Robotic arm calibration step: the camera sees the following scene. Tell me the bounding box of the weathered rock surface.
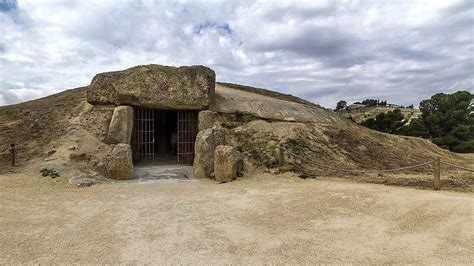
[87,64,215,109]
[193,126,225,178]
[211,84,343,124]
[68,175,103,187]
[106,144,134,180]
[106,106,133,144]
[214,145,242,183]
[93,160,108,177]
[198,110,219,131]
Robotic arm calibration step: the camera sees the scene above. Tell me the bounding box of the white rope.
[441,161,474,172]
[282,148,434,174]
[281,138,473,174]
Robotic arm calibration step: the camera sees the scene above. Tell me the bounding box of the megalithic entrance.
[132,108,198,165]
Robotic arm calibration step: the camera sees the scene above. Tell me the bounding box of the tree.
[360,109,406,133]
[335,100,347,111]
[358,90,473,152]
[361,99,378,107]
[361,117,376,129]
[398,118,428,137]
[402,91,473,152]
[419,91,472,138]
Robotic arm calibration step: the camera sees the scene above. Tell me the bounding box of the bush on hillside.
[360,109,405,134]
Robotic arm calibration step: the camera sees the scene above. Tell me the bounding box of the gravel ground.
[1,172,473,264]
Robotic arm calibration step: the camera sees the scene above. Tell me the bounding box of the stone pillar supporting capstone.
[198,110,218,131]
[214,145,243,183]
[106,106,134,144]
[193,126,225,178]
[104,106,135,180]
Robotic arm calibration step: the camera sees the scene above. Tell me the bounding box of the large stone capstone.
[87,64,216,109]
[193,126,225,178]
[106,144,134,180]
[106,106,133,144]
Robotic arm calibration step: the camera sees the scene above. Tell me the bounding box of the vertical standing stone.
[106,144,134,180]
[214,145,242,183]
[193,127,225,178]
[198,110,218,131]
[107,106,133,144]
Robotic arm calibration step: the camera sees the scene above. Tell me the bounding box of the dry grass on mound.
[227,120,473,191]
[0,87,113,175]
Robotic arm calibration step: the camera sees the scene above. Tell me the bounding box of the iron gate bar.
[177,111,198,165]
[133,108,155,164]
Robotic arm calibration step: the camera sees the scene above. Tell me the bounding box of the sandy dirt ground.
[1,172,473,264]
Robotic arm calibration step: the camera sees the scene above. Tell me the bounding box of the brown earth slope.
[0,87,114,176]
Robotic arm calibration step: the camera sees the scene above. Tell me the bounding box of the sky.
[0,0,472,108]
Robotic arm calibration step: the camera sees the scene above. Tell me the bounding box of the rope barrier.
[441,161,474,172]
[283,148,434,174]
[280,139,472,190]
[281,139,473,175]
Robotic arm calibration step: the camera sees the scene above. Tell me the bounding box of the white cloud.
[0,0,472,108]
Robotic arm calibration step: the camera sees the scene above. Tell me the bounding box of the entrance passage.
[132,108,198,165]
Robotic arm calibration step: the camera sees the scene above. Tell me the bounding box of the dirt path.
[1,173,473,264]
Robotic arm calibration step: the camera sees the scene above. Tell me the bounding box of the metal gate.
[132,108,155,164]
[177,111,198,165]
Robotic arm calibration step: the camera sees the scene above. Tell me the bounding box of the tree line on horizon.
[335,99,415,110]
[347,91,473,153]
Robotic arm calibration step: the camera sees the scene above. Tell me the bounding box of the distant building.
[387,103,400,108]
[347,103,366,110]
[470,99,473,114]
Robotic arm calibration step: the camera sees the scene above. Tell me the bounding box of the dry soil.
[1,172,473,264]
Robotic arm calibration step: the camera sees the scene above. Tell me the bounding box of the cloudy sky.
[0,0,472,108]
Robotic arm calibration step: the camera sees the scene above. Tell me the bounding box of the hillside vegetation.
[338,106,420,124]
[345,91,473,153]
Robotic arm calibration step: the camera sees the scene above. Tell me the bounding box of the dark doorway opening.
[132,108,198,166]
[154,111,177,164]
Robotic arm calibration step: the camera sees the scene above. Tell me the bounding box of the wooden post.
[278,147,285,167]
[9,143,15,166]
[434,158,441,190]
